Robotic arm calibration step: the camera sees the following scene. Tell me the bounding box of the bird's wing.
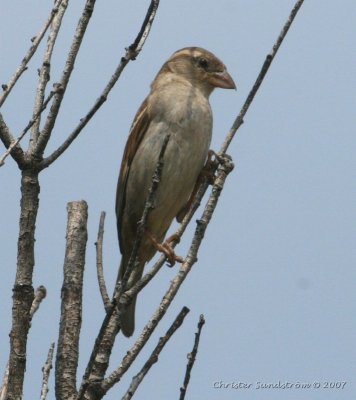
[116,97,150,252]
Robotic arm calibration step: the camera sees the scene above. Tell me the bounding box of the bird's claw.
[209,149,233,164]
[201,150,234,184]
[146,231,183,266]
[201,150,219,184]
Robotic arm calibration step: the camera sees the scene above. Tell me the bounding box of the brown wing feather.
[116,97,150,252]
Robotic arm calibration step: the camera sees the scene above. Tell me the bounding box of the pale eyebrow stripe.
[170,48,198,60]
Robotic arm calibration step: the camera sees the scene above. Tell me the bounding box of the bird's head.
[155,47,236,96]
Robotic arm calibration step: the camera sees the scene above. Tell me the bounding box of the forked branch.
[0,0,64,107]
[38,0,160,170]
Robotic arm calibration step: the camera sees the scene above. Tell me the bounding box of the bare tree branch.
[40,343,55,400]
[95,212,110,312]
[0,0,64,108]
[4,284,47,398]
[179,315,205,400]
[219,0,305,155]
[7,169,40,399]
[0,114,26,168]
[29,0,69,151]
[0,90,56,168]
[34,0,98,159]
[6,279,47,399]
[55,201,88,399]
[122,307,190,400]
[38,0,160,170]
[126,0,160,59]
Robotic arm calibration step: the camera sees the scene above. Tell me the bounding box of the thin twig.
[30,0,68,150]
[95,212,110,311]
[34,0,98,159]
[118,134,170,297]
[30,286,47,319]
[0,0,64,108]
[219,0,305,155]
[38,0,160,170]
[39,343,55,400]
[122,307,190,400]
[126,0,160,60]
[0,90,56,168]
[0,114,26,168]
[179,315,205,400]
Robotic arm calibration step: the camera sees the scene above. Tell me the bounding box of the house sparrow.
[116,47,236,337]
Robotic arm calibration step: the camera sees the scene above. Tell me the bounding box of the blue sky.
[1,1,355,399]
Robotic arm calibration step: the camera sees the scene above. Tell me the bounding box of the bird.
[116,47,236,337]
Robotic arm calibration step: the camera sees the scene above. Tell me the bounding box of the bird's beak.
[209,69,236,90]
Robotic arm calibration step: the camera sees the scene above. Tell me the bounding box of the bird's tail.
[120,295,137,337]
[118,257,145,337]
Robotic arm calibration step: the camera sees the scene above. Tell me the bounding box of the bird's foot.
[203,150,234,183]
[146,231,184,266]
[176,151,234,223]
[201,149,219,184]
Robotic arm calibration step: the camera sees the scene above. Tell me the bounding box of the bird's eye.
[197,57,209,69]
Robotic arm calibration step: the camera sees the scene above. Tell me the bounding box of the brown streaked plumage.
[116,47,236,337]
